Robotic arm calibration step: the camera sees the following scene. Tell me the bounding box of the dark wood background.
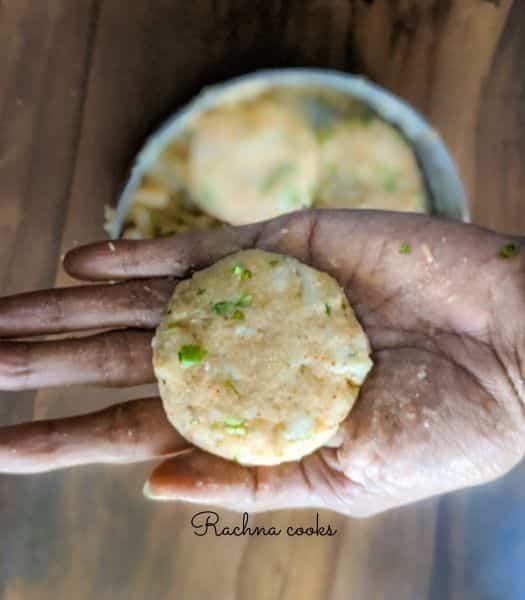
[1,1,524,598]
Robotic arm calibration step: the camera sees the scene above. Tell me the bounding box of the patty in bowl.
[109,71,454,240]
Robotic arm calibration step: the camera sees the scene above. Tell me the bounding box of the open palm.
[1,210,524,516]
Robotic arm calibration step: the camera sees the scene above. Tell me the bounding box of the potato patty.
[316,119,426,212]
[153,249,373,465]
[188,99,320,225]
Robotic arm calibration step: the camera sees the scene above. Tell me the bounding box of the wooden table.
[1,1,524,598]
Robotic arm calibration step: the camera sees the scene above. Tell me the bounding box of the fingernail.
[143,480,156,500]
[143,480,173,501]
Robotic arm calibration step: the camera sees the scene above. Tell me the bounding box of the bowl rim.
[108,68,469,238]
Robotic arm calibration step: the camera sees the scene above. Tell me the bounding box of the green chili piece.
[231,264,252,280]
[178,345,208,367]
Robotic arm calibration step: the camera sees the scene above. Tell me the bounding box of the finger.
[61,208,472,288]
[63,224,261,281]
[0,397,190,473]
[143,449,348,513]
[62,209,505,338]
[0,330,154,391]
[0,278,175,338]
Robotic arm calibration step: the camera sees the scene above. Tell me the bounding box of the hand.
[0,210,524,517]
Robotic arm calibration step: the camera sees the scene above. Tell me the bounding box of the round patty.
[316,118,426,212]
[153,249,373,466]
[188,98,320,225]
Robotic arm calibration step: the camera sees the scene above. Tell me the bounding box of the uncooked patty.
[153,249,373,465]
[316,119,426,212]
[188,98,320,225]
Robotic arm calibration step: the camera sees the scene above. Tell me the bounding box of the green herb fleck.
[213,301,236,316]
[399,242,411,254]
[237,293,253,307]
[189,418,199,426]
[269,259,280,267]
[213,294,252,318]
[231,263,252,280]
[280,185,303,209]
[499,242,520,259]
[224,380,240,397]
[316,127,334,145]
[223,417,244,427]
[324,303,331,316]
[197,288,206,295]
[382,169,399,194]
[164,321,183,332]
[359,107,375,125]
[223,417,246,436]
[260,162,296,192]
[178,345,208,367]
[225,425,246,436]
[344,107,375,127]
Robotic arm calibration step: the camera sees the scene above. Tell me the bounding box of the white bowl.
[107,68,469,239]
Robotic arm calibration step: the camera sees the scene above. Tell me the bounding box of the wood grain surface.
[0,1,524,599]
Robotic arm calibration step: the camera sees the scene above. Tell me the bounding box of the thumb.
[144,448,332,513]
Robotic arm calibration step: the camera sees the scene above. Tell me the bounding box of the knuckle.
[125,281,163,327]
[304,452,361,510]
[0,343,32,390]
[45,289,66,325]
[106,403,142,459]
[93,330,149,387]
